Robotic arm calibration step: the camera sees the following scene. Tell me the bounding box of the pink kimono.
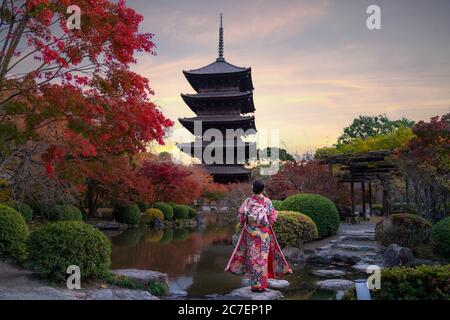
[225,194,292,289]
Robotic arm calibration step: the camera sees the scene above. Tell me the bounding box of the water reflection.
[107,216,337,299]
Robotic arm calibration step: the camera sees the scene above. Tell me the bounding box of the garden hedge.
[113,204,141,225]
[0,204,29,263]
[28,221,111,282]
[187,207,197,219]
[280,193,340,238]
[343,264,450,300]
[375,214,432,252]
[430,217,450,258]
[272,200,283,211]
[12,202,33,223]
[273,211,318,248]
[48,205,83,222]
[152,202,174,220]
[173,205,189,220]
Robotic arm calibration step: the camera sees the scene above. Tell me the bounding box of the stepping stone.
[88,288,158,300]
[352,264,383,272]
[316,279,354,291]
[226,287,283,300]
[313,269,346,278]
[336,244,378,252]
[112,269,169,288]
[268,279,290,289]
[282,247,305,263]
[0,286,86,300]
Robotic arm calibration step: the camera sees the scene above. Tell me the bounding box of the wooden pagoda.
[178,14,257,183]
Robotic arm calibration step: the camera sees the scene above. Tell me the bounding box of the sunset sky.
[128,0,450,158]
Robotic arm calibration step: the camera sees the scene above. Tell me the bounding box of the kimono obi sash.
[244,195,270,227]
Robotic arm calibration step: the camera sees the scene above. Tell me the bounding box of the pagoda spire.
[217,13,225,61]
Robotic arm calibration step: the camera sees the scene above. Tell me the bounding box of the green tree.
[258,147,295,162]
[338,115,415,144]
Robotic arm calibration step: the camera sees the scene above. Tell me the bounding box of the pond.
[106,213,343,300]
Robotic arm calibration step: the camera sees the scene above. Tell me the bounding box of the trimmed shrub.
[375,214,432,252]
[29,221,111,282]
[137,202,150,212]
[273,211,318,248]
[143,208,164,223]
[272,200,283,211]
[12,202,33,223]
[343,265,450,300]
[430,217,450,258]
[48,205,82,222]
[113,204,141,225]
[152,202,174,220]
[0,204,29,263]
[280,193,340,238]
[187,207,197,219]
[173,205,189,220]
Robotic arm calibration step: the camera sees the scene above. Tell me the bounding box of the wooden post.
[405,177,410,213]
[368,181,373,215]
[362,171,366,220]
[351,171,355,216]
[382,180,388,217]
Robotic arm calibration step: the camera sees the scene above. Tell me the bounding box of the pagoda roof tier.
[181,91,254,114]
[179,115,256,135]
[185,59,249,75]
[177,141,257,162]
[183,60,254,92]
[205,164,251,175]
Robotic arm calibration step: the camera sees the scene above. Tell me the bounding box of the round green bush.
[375,214,432,252]
[29,221,111,282]
[48,205,82,222]
[273,211,318,248]
[187,207,197,219]
[12,202,33,223]
[280,193,340,238]
[0,204,29,263]
[152,202,174,220]
[430,217,450,258]
[173,205,189,220]
[272,200,283,211]
[113,204,141,225]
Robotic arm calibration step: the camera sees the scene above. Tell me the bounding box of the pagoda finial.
[217,13,225,61]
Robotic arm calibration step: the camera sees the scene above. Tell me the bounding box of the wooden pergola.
[319,150,400,218]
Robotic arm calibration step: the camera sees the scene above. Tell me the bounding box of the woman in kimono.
[225,180,292,292]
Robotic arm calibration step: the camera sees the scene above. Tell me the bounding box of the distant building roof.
[184,60,250,75]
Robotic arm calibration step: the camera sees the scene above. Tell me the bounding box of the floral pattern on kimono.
[225,194,292,289]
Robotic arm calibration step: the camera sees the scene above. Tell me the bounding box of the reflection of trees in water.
[110,225,233,276]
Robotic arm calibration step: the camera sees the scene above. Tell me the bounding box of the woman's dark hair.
[252,179,265,194]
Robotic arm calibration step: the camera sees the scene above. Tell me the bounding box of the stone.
[313,269,346,278]
[89,221,127,231]
[282,247,305,263]
[226,287,283,300]
[88,288,158,300]
[316,279,354,291]
[268,279,290,289]
[383,244,414,268]
[306,252,333,264]
[0,286,86,300]
[303,248,316,255]
[112,269,169,288]
[332,252,362,265]
[336,244,378,252]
